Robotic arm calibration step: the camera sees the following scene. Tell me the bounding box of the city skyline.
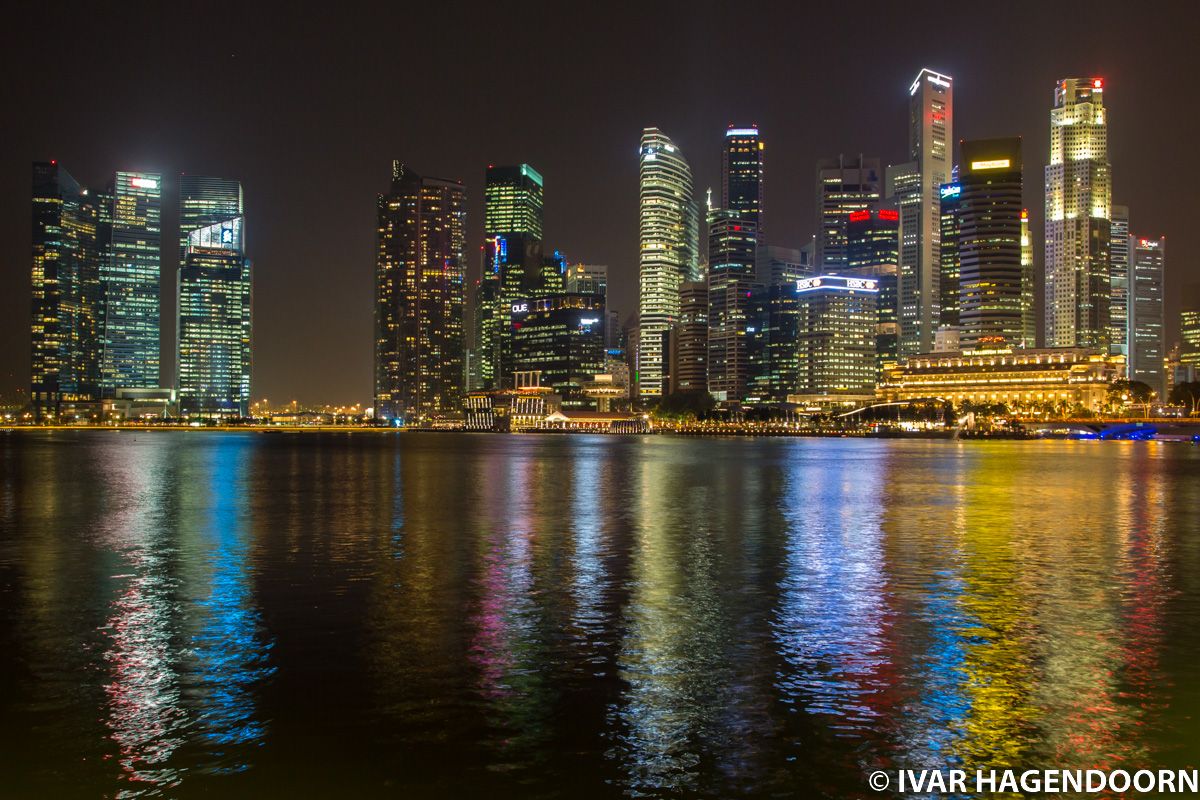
[2,4,1196,405]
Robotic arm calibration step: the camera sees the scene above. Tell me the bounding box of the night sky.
[2,2,1195,405]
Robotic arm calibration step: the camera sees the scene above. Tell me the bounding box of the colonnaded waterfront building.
[638,127,699,399]
[880,348,1124,412]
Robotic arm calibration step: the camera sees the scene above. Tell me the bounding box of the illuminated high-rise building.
[485,163,543,239]
[758,244,812,285]
[510,293,606,405]
[722,125,764,230]
[482,164,546,388]
[179,175,243,259]
[816,154,881,271]
[540,249,567,294]
[938,178,963,334]
[374,161,466,421]
[473,275,501,390]
[888,68,952,357]
[668,281,709,394]
[1181,284,1200,380]
[847,206,900,373]
[746,283,802,402]
[177,216,252,418]
[1108,204,1130,357]
[1127,236,1165,395]
[638,127,699,399]
[1020,210,1036,348]
[706,209,758,402]
[794,275,879,398]
[97,171,161,393]
[30,161,102,418]
[565,263,608,297]
[1044,78,1111,350]
[956,138,1024,352]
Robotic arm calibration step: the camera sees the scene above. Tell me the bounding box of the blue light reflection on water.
[184,436,274,770]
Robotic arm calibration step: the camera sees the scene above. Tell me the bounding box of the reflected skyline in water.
[1,432,1198,798]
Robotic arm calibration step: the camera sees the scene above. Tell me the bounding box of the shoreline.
[3,425,1197,442]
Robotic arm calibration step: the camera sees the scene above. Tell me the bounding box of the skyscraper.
[746,283,802,402]
[179,175,243,259]
[482,164,546,388]
[177,216,252,417]
[509,293,606,405]
[1181,284,1200,382]
[374,162,466,422]
[956,138,1025,351]
[97,171,161,393]
[1020,210,1036,348]
[888,68,953,357]
[722,125,764,229]
[1044,78,1111,350]
[30,162,102,418]
[706,209,758,402]
[638,127,699,399]
[668,281,709,394]
[485,164,543,239]
[794,275,879,398]
[1127,236,1165,396]
[758,245,811,285]
[473,276,501,390]
[847,206,900,373]
[564,263,608,297]
[938,179,963,335]
[816,155,881,271]
[1108,204,1130,357]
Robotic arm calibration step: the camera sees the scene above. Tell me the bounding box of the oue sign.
[511,303,529,314]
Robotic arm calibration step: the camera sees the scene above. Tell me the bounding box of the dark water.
[1,431,1198,798]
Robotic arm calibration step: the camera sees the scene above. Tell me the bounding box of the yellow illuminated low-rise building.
[879,348,1124,411]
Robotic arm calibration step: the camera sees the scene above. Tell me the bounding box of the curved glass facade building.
[637,127,698,399]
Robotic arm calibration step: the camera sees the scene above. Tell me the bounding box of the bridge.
[1015,418,1200,441]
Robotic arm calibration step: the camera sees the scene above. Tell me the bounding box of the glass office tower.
[956,138,1024,352]
[482,163,546,388]
[179,175,244,259]
[1127,236,1165,396]
[178,217,252,418]
[98,171,162,393]
[30,161,102,418]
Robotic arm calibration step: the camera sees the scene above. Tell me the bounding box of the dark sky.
[3,1,1196,405]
